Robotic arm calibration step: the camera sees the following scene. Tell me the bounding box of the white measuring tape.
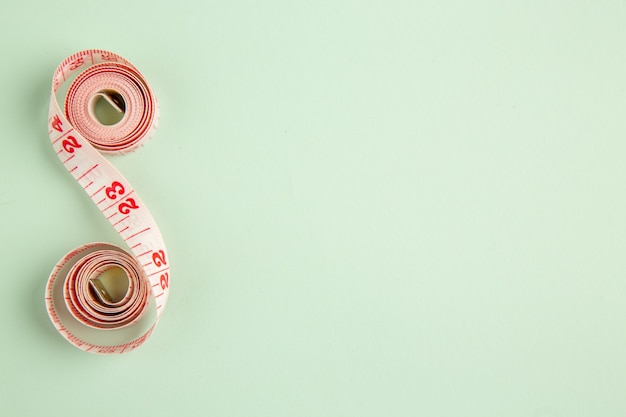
[45,50,169,354]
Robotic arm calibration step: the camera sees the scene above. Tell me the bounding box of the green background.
[2,1,626,416]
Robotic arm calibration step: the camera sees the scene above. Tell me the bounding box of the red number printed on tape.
[51,115,63,132]
[69,57,84,71]
[105,181,125,199]
[118,198,139,214]
[45,49,169,355]
[62,136,82,153]
[152,250,167,267]
[160,273,169,290]
[100,52,118,61]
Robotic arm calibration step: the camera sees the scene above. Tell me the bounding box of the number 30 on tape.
[45,50,170,354]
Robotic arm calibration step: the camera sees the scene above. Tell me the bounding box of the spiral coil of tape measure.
[45,50,169,354]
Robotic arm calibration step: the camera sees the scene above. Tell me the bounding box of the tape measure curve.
[45,50,170,354]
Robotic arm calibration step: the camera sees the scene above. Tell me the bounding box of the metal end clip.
[89,278,114,305]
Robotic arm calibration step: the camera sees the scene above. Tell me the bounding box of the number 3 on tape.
[45,50,169,354]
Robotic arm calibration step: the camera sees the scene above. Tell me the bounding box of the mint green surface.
[2,1,626,416]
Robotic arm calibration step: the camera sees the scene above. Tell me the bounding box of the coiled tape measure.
[45,50,169,354]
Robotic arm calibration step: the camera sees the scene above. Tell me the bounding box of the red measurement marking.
[62,136,82,153]
[77,164,99,181]
[143,262,153,267]
[96,197,106,205]
[137,250,153,257]
[90,186,106,198]
[112,215,129,226]
[152,282,160,287]
[155,292,164,298]
[156,304,163,309]
[69,166,78,173]
[69,57,84,71]
[148,267,169,277]
[152,250,166,267]
[118,226,129,234]
[118,198,139,214]
[62,154,75,164]
[106,211,118,220]
[51,128,74,145]
[51,114,63,132]
[102,190,134,212]
[131,243,142,249]
[100,51,118,61]
[105,181,125,200]
[124,227,150,241]
[82,181,93,190]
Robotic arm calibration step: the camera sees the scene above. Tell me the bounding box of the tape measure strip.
[45,50,169,354]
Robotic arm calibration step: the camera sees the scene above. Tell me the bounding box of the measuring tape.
[45,50,169,354]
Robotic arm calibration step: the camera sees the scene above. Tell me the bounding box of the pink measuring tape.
[45,50,169,354]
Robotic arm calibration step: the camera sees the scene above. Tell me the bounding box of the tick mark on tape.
[51,128,74,145]
[77,164,99,181]
[147,266,169,278]
[102,190,135,212]
[90,185,106,198]
[112,215,130,227]
[124,227,150,241]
